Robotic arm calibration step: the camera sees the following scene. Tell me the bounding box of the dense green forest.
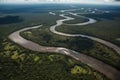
[1,4,120,80]
[0,15,23,24]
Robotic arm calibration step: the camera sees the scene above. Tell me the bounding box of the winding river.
[9,11,120,80]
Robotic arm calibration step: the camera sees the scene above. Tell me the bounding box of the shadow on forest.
[0,15,23,25]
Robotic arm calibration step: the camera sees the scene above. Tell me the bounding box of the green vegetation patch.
[71,65,87,74]
[116,38,120,41]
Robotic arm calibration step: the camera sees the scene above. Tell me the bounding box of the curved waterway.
[50,12,120,55]
[9,11,120,80]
